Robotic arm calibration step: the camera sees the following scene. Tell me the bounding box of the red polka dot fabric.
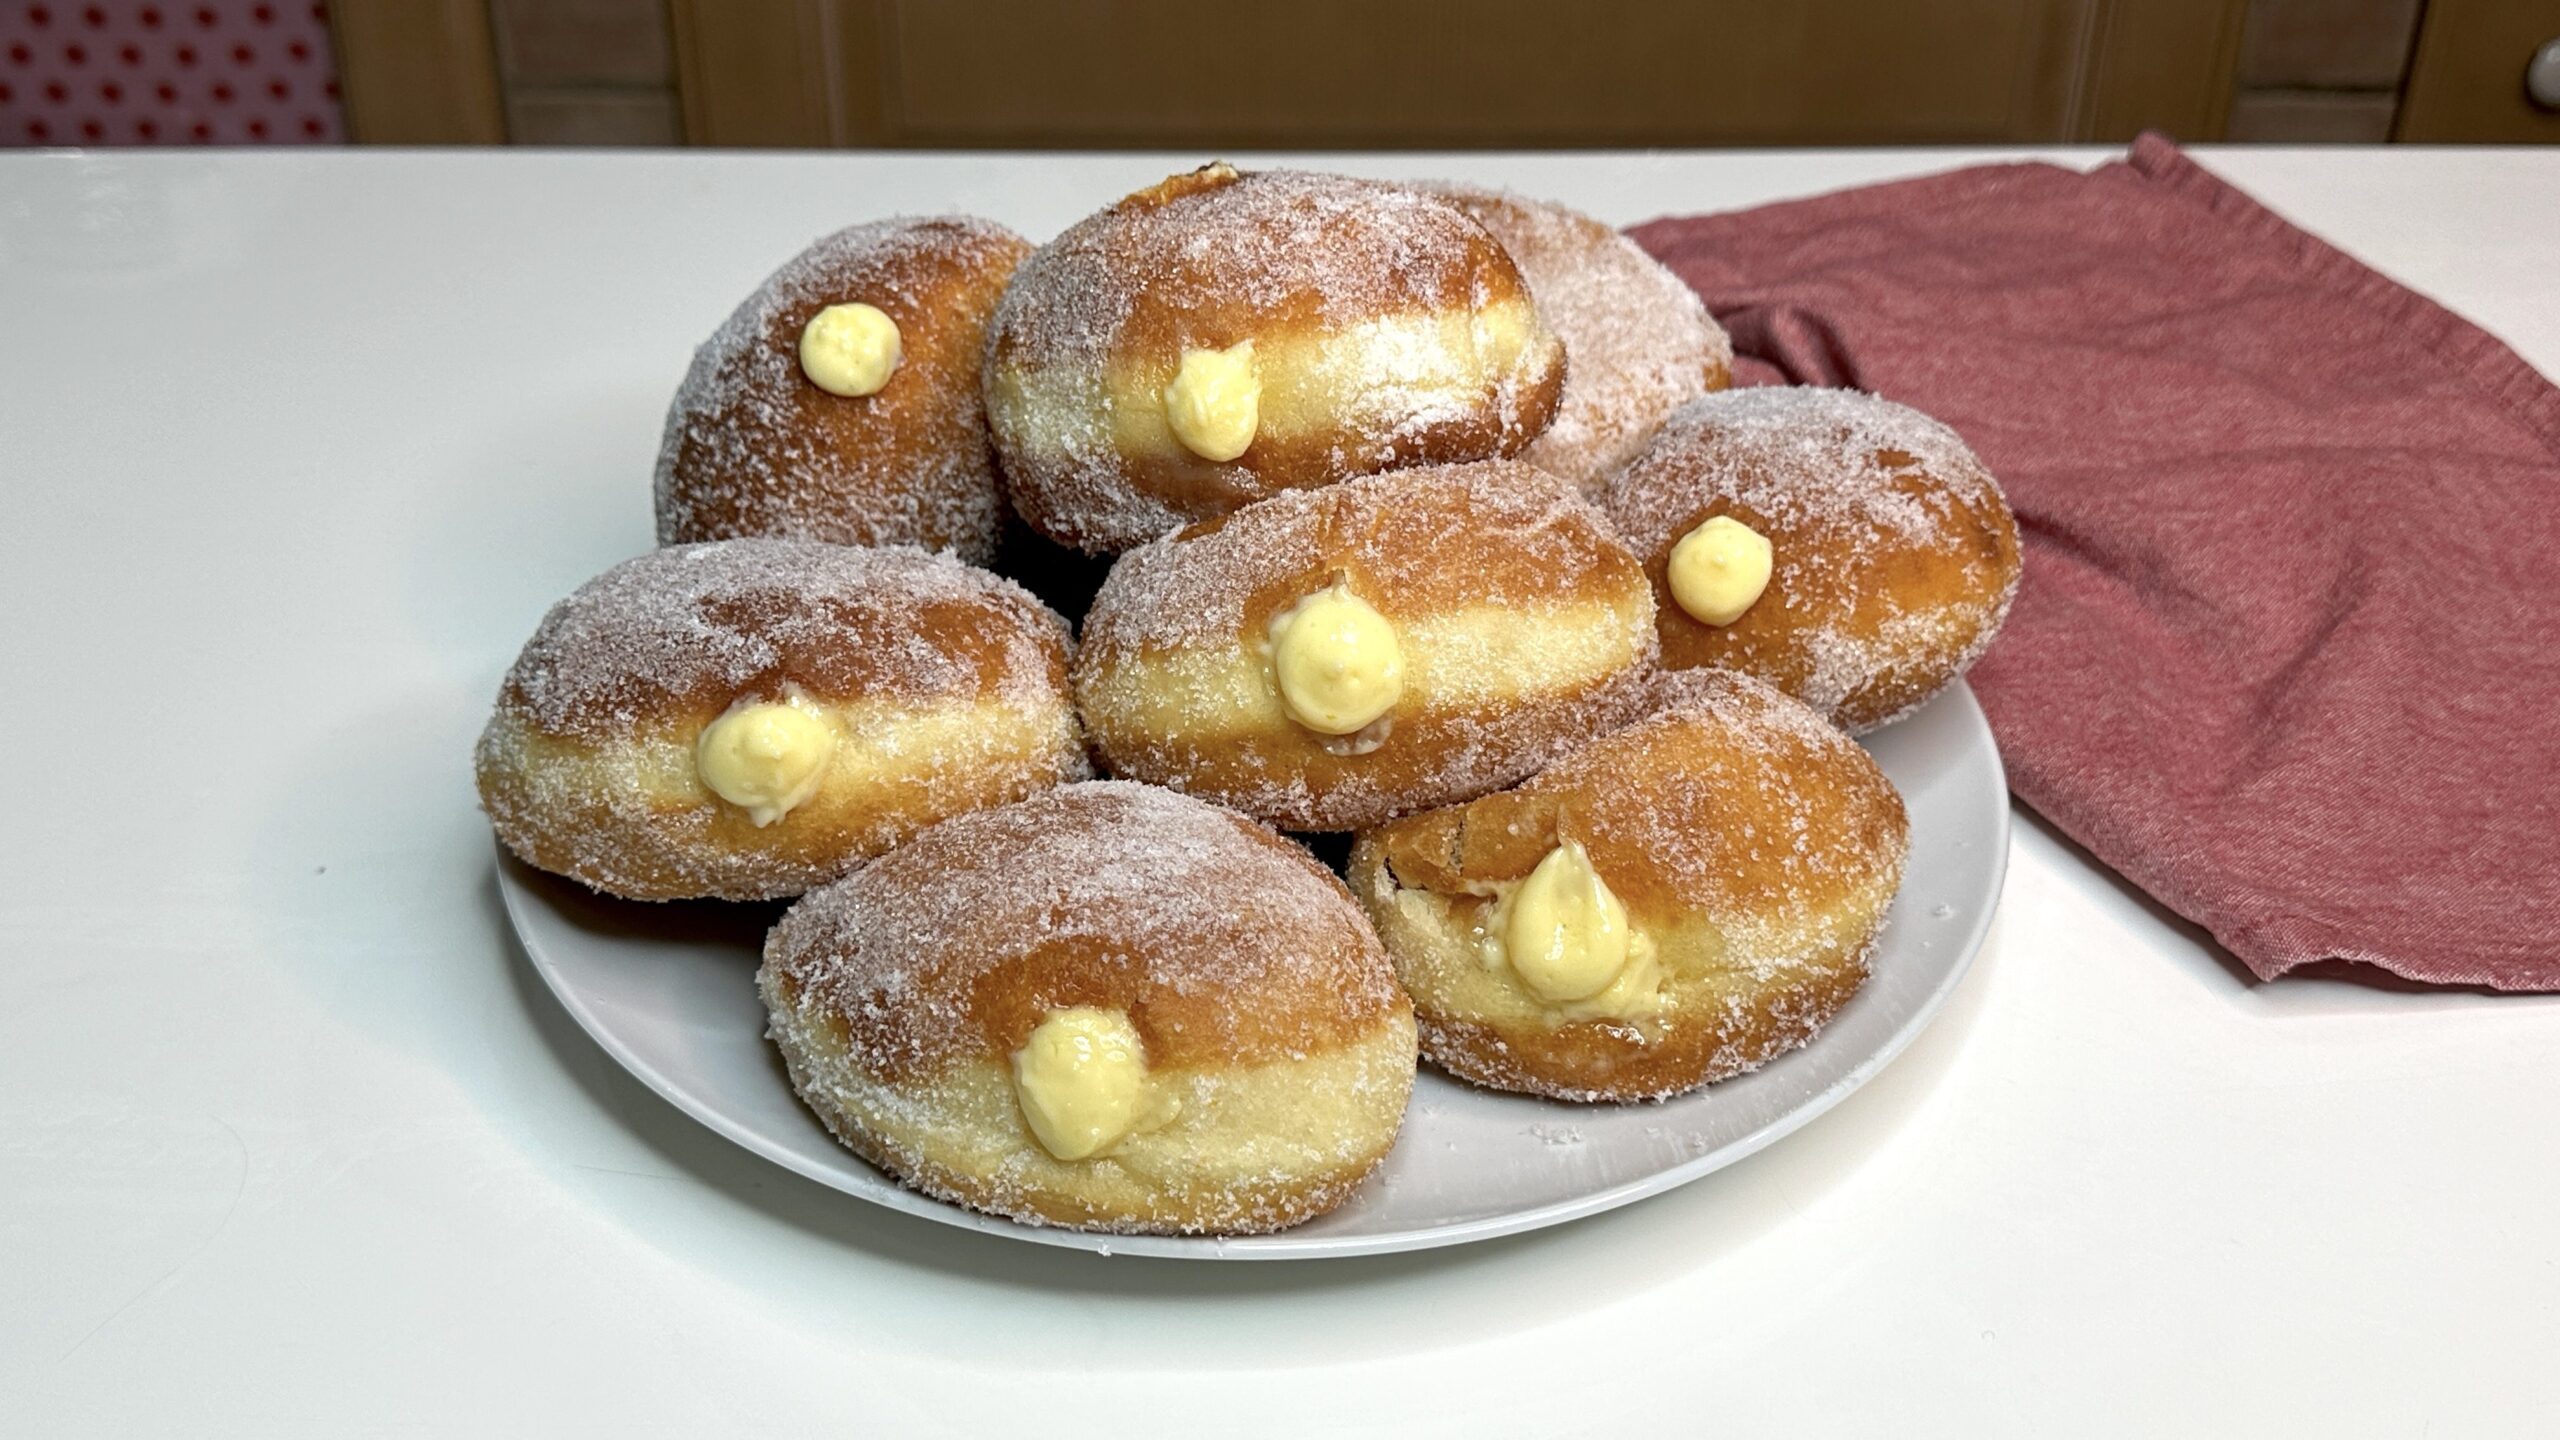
[1,1,344,147]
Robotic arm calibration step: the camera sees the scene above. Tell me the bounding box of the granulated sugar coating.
[1617,669,1907,919]
[760,782,1418,1233]
[984,166,1566,553]
[1646,665,1859,748]
[1426,184,1733,492]
[495,538,1072,740]
[1603,387,2021,732]
[656,216,1031,564]
[473,539,1089,902]
[1074,461,1658,830]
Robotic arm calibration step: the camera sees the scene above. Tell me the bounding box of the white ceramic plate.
[498,682,2007,1260]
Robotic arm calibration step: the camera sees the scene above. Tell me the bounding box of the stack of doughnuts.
[477,163,2018,1237]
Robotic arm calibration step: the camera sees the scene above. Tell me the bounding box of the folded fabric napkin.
[1631,134,2560,990]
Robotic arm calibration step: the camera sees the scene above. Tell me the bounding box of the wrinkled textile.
[1632,135,2560,988]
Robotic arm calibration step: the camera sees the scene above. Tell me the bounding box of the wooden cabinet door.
[2397,0,2560,142]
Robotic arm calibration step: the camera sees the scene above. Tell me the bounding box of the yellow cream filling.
[799,302,903,397]
[1267,582,1406,735]
[1161,340,1261,462]
[1401,878,1664,1024]
[1010,1007,1172,1162]
[694,695,838,826]
[1495,841,1634,1003]
[1667,515,1773,627]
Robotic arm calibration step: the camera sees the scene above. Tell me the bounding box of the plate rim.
[499,684,2009,1261]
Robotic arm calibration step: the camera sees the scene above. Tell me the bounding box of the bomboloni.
[475,539,1086,901]
[1603,386,2021,732]
[656,216,1032,564]
[1073,460,1658,831]
[760,782,1418,1234]
[1349,668,1908,1101]
[984,164,1567,553]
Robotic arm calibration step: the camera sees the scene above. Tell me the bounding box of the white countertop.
[3,145,2556,1437]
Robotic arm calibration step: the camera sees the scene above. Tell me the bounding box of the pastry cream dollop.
[1269,582,1405,735]
[1012,1007,1150,1162]
[695,697,836,826]
[1667,514,1774,627]
[1503,841,1633,1004]
[1162,340,1261,462]
[799,302,903,397]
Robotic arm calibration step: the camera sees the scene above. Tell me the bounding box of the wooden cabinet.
[668,0,2248,148]
[2397,0,2560,143]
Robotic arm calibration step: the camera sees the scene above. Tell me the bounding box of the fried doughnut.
[1074,460,1657,831]
[760,781,1417,1234]
[475,539,1086,902]
[1348,668,1908,1102]
[984,164,1567,553]
[656,216,1032,564]
[1604,387,2021,732]
[1425,183,1732,493]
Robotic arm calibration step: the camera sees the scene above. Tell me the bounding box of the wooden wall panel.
[878,1,2061,146]
[673,0,2251,150]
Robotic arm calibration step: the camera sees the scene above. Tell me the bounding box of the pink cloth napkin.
[1631,134,2560,990]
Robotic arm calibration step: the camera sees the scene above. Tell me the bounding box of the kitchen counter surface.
[3,144,2555,1437]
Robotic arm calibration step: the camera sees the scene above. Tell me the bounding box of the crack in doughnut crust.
[657,216,1032,564]
[761,782,1418,1234]
[1425,183,1732,494]
[1074,461,1657,831]
[985,165,1567,553]
[475,539,1087,901]
[1350,669,1908,1102]
[1603,388,2022,733]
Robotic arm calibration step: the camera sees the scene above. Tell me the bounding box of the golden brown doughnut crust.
[766,783,1406,1081]
[985,166,1567,552]
[1074,460,1658,830]
[1351,668,1908,1101]
[475,539,1087,901]
[1604,388,2021,732]
[1425,183,1733,491]
[761,781,1416,1233]
[656,216,1032,564]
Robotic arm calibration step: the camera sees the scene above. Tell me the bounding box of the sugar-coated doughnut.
[984,164,1567,553]
[760,781,1417,1234]
[1349,668,1908,1101]
[1604,387,2021,732]
[656,217,1032,564]
[1425,183,1732,493]
[1074,460,1657,831]
[476,539,1086,902]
